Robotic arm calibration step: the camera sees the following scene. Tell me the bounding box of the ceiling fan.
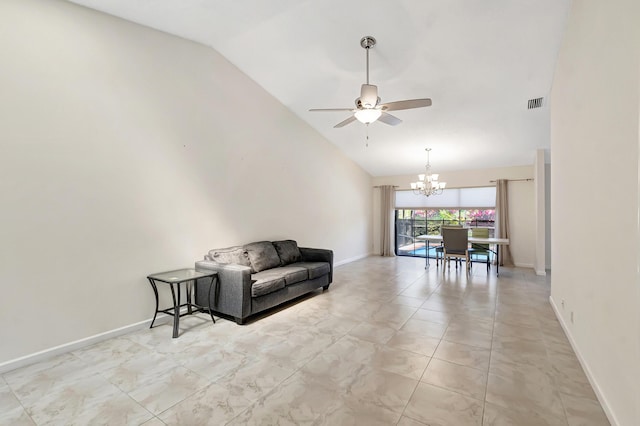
[309,36,432,128]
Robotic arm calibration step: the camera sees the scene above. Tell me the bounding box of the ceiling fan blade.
[378,112,402,126]
[334,115,357,128]
[360,84,378,107]
[309,108,354,112]
[380,98,432,111]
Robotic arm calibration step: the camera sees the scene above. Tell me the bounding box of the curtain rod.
[489,178,533,183]
[373,185,400,188]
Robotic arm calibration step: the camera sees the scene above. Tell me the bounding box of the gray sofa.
[194,240,333,324]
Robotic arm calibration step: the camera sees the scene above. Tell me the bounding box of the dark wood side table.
[147,268,218,338]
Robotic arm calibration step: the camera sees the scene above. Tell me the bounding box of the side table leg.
[207,276,216,324]
[170,283,179,338]
[147,278,160,329]
[186,280,193,315]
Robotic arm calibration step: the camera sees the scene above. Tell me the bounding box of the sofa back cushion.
[244,241,281,272]
[206,246,251,268]
[273,240,302,265]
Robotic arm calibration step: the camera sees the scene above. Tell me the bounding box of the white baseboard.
[549,296,619,426]
[334,252,372,267]
[514,262,534,269]
[535,268,547,276]
[0,315,171,375]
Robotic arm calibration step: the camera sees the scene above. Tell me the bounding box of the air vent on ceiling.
[528,97,544,109]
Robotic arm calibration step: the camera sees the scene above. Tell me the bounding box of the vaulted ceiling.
[67,0,570,176]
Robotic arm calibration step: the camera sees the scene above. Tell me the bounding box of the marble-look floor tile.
[560,392,610,426]
[348,321,398,344]
[225,374,343,425]
[489,346,553,381]
[100,351,180,393]
[0,379,23,414]
[404,382,483,426]
[264,329,339,368]
[386,329,441,357]
[370,346,430,381]
[421,358,488,401]
[310,313,361,336]
[140,417,166,425]
[411,308,454,324]
[72,336,154,373]
[483,401,567,426]
[442,327,493,349]
[0,407,35,426]
[179,347,254,382]
[433,340,491,371]
[3,353,96,406]
[486,371,566,423]
[216,357,297,402]
[25,374,152,426]
[128,366,211,415]
[447,314,495,334]
[397,415,429,426]
[549,353,598,400]
[159,382,252,425]
[1,257,608,426]
[341,368,418,414]
[391,295,427,308]
[320,334,378,365]
[400,318,448,339]
[298,352,369,391]
[365,303,418,330]
[316,399,402,425]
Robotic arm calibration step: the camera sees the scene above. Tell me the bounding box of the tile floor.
[0,256,610,425]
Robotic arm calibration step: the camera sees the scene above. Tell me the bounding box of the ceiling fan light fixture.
[354,109,381,124]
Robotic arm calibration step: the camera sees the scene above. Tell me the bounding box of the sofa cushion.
[207,246,251,268]
[250,269,289,297]
[278,266,308,285]
[244,241,281,272]
[291,262,331,280]
[273,240,302,265]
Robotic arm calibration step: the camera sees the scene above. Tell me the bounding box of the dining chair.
[470,227,491,272]
[436,225,463,266]
[442,227,471,272]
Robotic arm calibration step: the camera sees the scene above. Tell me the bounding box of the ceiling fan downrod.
[360,36,376,85]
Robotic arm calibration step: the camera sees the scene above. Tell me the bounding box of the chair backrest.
[442,227,469,252]
[440,224,462,235]
[471,227,490,250]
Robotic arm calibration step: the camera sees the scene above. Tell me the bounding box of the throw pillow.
[208,246,251,268]
[273,240,302,265]
[244,241,281,272]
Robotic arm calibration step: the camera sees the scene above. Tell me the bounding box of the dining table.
[415,234,510,275]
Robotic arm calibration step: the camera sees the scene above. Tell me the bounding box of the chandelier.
[410,148,447,196]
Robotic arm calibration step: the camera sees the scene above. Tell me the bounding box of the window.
[395,187,496,257]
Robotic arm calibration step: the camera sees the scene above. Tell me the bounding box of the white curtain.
[495,179,514,266]
[380,185,396,257]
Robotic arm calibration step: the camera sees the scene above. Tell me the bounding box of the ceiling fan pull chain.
[365,124,369,147]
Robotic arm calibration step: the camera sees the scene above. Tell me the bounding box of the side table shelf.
[147,268,218,338]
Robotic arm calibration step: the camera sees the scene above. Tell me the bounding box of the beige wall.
[0,0,373,364]
[550,0,640,424]
[372,165,537,267]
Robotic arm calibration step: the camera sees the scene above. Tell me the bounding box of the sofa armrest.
[299,247,333,283]
[195,260,252,320]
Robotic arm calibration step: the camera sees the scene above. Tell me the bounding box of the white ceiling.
[67,0,570,176]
